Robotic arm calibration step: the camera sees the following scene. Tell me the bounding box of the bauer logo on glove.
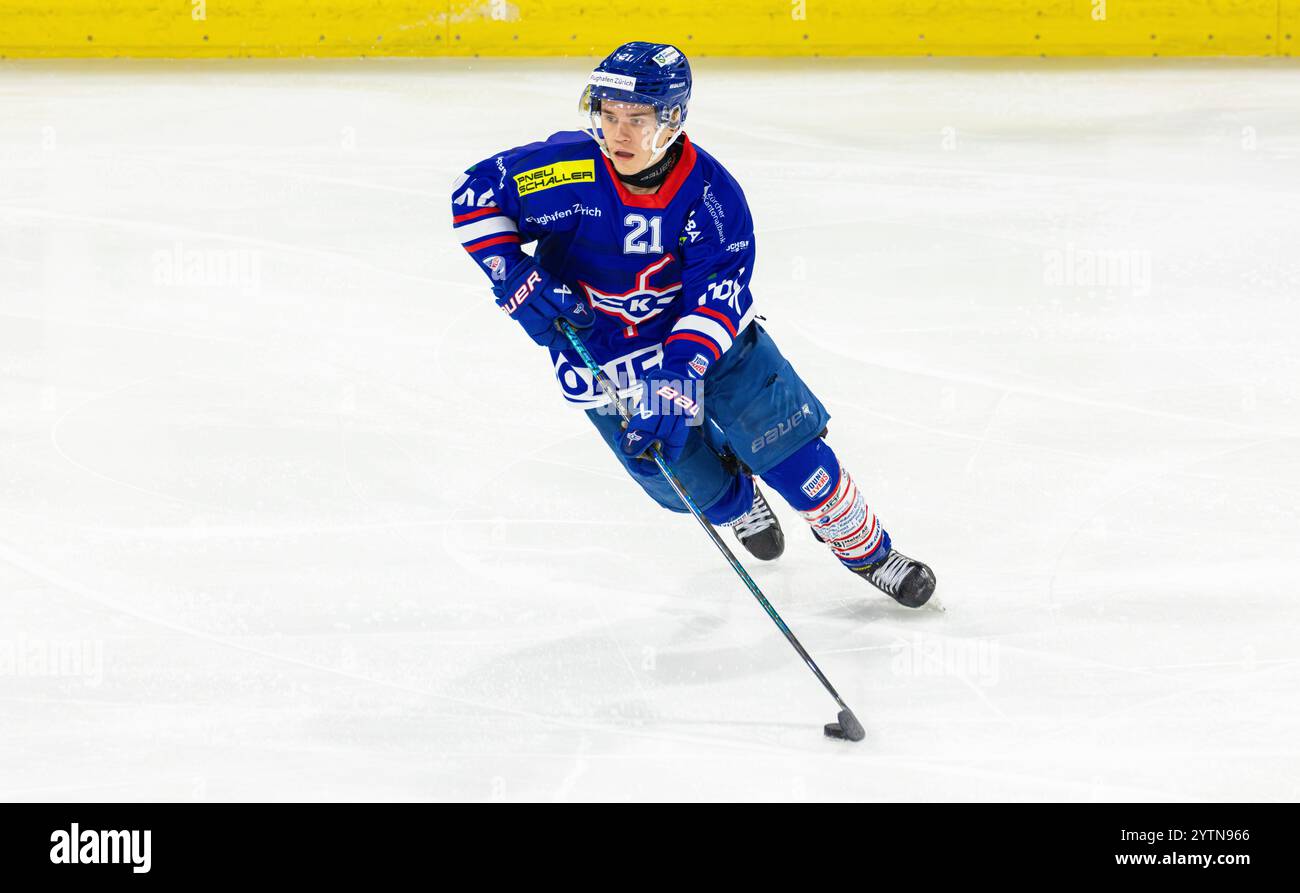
[617,377,703,474]
[492,258,592,351]
[650,382,701,419]
[498,270,542,315]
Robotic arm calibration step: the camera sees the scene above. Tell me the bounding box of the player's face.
[601,101,670,175]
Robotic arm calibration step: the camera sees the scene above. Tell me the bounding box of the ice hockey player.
[451,41,936,608]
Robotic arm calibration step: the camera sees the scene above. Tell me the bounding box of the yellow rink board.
[0,1,1295,57]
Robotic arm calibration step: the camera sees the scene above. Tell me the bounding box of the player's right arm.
[451,151,528,281]
[451,145,591,350]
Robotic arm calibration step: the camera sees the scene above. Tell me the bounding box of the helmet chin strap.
[644,123,684,166]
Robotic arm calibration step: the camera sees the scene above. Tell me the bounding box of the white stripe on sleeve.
[455,215,519,243]
[671,314,734,354]
[736,303,758,334]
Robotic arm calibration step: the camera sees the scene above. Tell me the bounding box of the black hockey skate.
[855,549,936,609]
[729,482,785,561]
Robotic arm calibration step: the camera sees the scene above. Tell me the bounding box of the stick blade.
[823,708,866,742]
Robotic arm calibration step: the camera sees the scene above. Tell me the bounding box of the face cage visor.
[579,84,684,167]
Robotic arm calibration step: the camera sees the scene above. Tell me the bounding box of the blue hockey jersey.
[451,132,758,408]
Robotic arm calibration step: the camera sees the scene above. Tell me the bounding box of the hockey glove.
[618,375,702,476]
[493,257,591,351]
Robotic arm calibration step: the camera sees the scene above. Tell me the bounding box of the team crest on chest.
[579,254,682,335]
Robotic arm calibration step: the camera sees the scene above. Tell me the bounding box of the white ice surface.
[1,59,1298,801]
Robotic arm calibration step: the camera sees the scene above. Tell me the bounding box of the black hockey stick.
[557,319,865,741]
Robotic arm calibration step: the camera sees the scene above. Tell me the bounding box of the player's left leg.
[761,436,935,608]
[584,405,786,560]
[706,323,936,607]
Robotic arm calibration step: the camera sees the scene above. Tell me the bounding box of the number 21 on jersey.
[623,214,663,255]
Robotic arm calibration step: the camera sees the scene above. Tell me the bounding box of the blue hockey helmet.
[580,42,692,163]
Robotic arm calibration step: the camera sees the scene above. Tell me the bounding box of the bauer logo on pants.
[750,404,813,454]
[514,160,596,196]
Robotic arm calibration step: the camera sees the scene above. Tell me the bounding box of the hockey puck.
[823,708,866,742]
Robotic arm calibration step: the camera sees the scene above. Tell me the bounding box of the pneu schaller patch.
[513,160,595,196]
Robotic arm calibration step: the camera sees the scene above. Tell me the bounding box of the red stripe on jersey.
[664,331,721,360]
[463,234,520,253]
[453,207,503,225]
[695,306,738,337]
[602,134,698,210]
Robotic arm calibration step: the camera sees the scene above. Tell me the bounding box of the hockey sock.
[702,471,754,527]
[760,438,890,569]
